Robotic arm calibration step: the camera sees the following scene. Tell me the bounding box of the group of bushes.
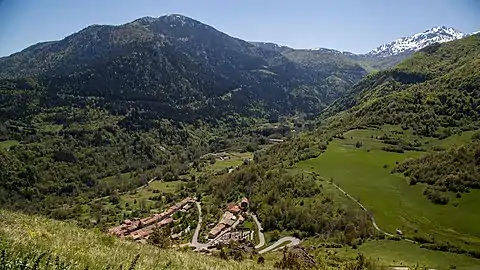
[421,242,480,259]
[396,143,480,194]
[423,187,450,205]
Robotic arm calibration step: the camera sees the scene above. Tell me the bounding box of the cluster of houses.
[208,197,249,239]
[108,197,194,242]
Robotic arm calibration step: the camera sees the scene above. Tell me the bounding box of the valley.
[0,11,480,270]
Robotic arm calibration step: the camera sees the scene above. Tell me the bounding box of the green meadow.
[298,126,480,267]
[0,140,19,149]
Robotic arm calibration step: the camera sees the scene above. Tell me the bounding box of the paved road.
[190,202,301,253]
[302,170,415,243]
[191,201,209,250]
[250,212,300,254]
[249,213,266,249]
[258,236,300,254]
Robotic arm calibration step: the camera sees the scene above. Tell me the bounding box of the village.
[108,196,260,251]
[108,197,195,243]
[107,150,297,254]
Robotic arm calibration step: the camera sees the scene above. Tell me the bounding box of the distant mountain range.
[255,26,476,59]
[0,14,476,124]
[366,26,468,57]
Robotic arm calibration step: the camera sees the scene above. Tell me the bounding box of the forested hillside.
[0,14,374,222]
[323,33,480,137]
[0,15,372,121]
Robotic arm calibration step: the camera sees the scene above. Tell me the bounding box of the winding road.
[191,201,209,250]
[249,213,265,249]
[258,236,300,254]
[250,212,300,254]
[191,201,301,253]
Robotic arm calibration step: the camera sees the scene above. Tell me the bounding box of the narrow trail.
[302,170,415,243]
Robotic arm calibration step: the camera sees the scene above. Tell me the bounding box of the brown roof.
[227,203,242,214]
[220,211,236,226]
[208,223,226,238]
[108,197,193,239]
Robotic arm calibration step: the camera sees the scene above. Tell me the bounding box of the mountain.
[0,14,370,122]
[367,26,467,57]
[0,14,372,218]
[254,26,470,73]
[250,41,293,53]
[257,26,474,73]
[323,33,480,136]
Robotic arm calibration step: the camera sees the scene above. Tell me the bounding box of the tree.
[148,226,171,248]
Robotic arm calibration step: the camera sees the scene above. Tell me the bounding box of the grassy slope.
[0,209,271,270]
[0,140,19,149]
[357,240,480,270]
[297,127,480,267]
[207,152,253,172]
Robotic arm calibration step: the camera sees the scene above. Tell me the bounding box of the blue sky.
[0,0,479,56]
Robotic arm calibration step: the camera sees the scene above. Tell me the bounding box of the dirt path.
[91,177,157,203]
[302,169,415,243]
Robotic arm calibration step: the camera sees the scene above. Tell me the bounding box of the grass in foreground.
[0,210,272,270]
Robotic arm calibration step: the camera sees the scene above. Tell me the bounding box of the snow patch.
[367,26,467,57]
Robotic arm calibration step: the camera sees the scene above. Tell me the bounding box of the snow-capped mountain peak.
[367,26,467,57]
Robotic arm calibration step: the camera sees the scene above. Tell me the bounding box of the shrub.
[424,188,449,205]
[382,139,400,145]
[382,146,404,153]
[413,235,433,244]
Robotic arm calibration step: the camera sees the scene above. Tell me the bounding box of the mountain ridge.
[366,26,467,57]
[0,14,373,122]
[321,33,480,136]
